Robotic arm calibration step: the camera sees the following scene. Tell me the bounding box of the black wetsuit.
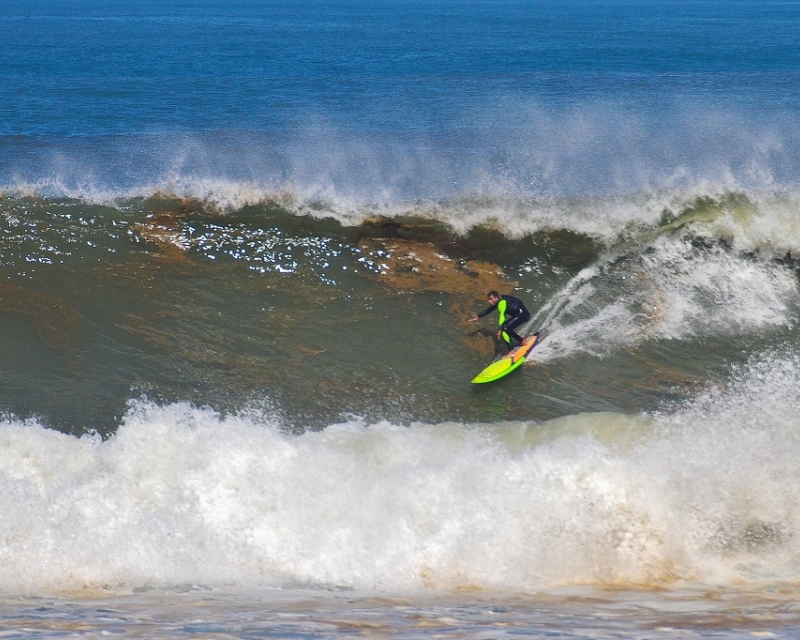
[477,295,531,348]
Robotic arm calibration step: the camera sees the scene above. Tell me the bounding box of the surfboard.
[471,333,540,384]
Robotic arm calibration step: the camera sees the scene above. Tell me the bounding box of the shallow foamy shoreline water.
[4,585,800,639]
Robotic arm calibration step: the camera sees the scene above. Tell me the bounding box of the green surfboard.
[471,334,540,384]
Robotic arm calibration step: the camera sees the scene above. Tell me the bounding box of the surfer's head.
[487,291,500,304]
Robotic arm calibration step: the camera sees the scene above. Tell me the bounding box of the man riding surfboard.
[469,290,531,352]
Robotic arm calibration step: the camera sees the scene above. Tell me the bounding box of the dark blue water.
[3,0,799,134]
[3,0,800,202]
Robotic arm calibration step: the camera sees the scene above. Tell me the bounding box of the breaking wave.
[1,351,800,595]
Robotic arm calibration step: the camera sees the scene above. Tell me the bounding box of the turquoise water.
[2,0,800,635]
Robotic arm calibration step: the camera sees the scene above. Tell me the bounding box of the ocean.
[3,0,800,636]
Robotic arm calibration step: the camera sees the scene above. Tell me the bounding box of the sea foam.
[2,353,800,595]
[532,231,800,361]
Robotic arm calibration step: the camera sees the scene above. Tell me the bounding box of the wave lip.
[5,181,800,247]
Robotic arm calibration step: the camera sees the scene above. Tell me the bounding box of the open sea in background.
[3,0,800,636]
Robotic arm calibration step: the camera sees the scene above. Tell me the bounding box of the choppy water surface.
[4,587,800,638]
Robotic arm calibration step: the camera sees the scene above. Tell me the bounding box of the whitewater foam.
[2,353,800,596]
[532,231,800,361]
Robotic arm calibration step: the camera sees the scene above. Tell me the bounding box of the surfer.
[469,291,531,351]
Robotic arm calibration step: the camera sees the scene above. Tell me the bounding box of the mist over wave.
[3,101,800,230]
[1,351,799,595]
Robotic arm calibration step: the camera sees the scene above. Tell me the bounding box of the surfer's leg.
[504,316,526,347]
[500,331,522,350]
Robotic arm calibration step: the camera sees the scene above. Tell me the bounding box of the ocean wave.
[1,353,800,595]
[3,184,799,366]
[3,99,800,244]
[4,183,800,251]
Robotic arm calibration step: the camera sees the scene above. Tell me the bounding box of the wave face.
[1,352,799,594]
[0,187,799,432]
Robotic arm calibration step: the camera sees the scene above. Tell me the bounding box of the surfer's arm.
[470,303,497,322]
